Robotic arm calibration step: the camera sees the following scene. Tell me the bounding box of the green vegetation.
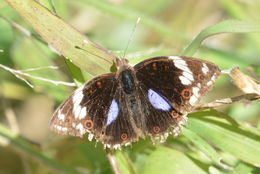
[0,0,259,174]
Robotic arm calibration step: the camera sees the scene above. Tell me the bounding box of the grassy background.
[0,0,260,174]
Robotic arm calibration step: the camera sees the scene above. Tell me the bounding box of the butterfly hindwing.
[102,89,141,148]
[137,86,186,140]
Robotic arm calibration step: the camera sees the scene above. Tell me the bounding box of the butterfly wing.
[50,73,118,140]
[50,73,141,149]
[135,56,220,112]
[51,55,221,148]
[136,84,186,141]
[101,89,142,148]
[134,56,220,138]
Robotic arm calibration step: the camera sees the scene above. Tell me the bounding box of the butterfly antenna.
[123,17,141,58]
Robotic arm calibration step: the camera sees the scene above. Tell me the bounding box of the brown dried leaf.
[230,67,260,95]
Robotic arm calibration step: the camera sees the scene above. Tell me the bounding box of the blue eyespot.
[148,89,172,111]
[106,99,119,126]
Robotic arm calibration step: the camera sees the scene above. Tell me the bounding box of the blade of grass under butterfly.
[183,128,231,170]
[140,146,207,174]
[181,20,260,56]
[4,0,115,75]
[187,110,260,167]
[227,162,253,174]
[0,124,81,174]
[114,151,137,174]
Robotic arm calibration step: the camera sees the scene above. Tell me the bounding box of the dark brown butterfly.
[50,56,220,149]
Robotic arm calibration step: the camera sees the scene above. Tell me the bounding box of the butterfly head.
[115,57,133,73]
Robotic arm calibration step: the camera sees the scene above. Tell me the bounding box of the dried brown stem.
[0,64,75,88]
[107,152,121,174]
[194,93,260,111]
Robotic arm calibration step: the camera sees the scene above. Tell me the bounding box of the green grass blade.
[187,111,260,167]
[140,146,207,174]
[115,151,137,174]
[0,124,81,174]
[227,162,254,174]
[183,128,231,170]
[5,0,115,75]
[64,59,85,86]
[217,0,248,19]
[181,20,260,56]
[83,0,185,39]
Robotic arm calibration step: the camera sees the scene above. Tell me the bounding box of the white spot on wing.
[189,95,198,105]
[192,87,200,98]
[169,56,181,60]
[106,99,119,126]
[78,107,87,119]
[55,125,68,132]
[202,63,209,74]
[189,87,200,105]
[57,110,65,121]
[179,76,192,85]
[113,144,121,150]
[72,85,84,119]
[173,59,192,74]
[73,85,84,101]
[207,81,213,86]
[76,123,86,135]
[207,74,217,86]
[211,74,217,81]
[74,107,82,119]
[58,113,65,121]
[173,58,195,86]
[182,71,194,81]
[148,89,171,111]
[88,133,94,141]
[62,127,68,132]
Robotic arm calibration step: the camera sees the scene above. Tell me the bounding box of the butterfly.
[50,56,220,149]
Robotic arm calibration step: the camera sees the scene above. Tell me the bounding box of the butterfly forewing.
[134,56,221,113]
[50,73,118,139]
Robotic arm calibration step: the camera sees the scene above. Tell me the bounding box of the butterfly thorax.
[116,58,137,95]
[120,70,136,94]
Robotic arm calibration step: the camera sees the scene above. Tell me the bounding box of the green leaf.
[0,124,81,174]
[115,151,137,174]
[64,59,85,86]
[183,128,231,170]
[140,146,207,174]
[83,0,185,39]
[217,0,248,19]
[11,37,68,101]
[187,110,260,167]
[5,0,115,75]
[227,162,254,174]
[181,20,260,56]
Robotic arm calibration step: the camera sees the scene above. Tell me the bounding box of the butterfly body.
[50,56,220,149]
